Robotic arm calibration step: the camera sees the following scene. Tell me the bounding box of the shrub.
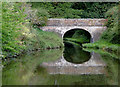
[29,8,49,26]
[2,2,28,57]
[101,5,119,44]
[2,2,62,58]
[31,2,118,18]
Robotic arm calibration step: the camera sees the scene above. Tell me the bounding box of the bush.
[30,8,49,26]
[21,3,49,26]
[2,2,63,58]
[31,2,118,18]
[2,2,28,57]
[101,5,119,44]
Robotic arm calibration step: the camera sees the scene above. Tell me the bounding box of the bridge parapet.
[47,18,107,26]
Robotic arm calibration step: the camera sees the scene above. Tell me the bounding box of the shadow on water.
[63,42,91,64]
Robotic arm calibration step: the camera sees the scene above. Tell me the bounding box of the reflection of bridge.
[40,19,107,42]
[41,52,106,75]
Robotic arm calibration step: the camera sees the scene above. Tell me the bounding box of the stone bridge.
[40,18,107,42]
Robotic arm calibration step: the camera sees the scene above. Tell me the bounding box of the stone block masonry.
[40,18,107,42]
[47,18,107,26]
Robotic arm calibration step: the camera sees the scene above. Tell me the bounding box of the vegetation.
[2,2,119,58]
[2,2,63,58]
[30,2,119,52]
[83,46,120,60]
[1,2,119,86]
[31,2,117,18]
[101,5,119,44]
[83,5,120,53]
[83,47,119,85]
[2,2,27,58]
[83,41,120,54]
[3,49,63,85]
[63,29,91,46]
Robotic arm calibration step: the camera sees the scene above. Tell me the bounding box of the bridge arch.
[40,19,107,43]
[63,28,93,43]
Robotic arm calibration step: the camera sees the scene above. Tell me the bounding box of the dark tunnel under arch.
[63,28,92,64]
[63,28,92,44]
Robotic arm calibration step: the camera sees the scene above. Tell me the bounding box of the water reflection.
[2,46,119,85]
[63,42,91,64]
[2,49,63,85]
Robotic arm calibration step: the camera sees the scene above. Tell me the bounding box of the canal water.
[2,43,119,85]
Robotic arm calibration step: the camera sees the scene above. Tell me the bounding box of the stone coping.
[48,18,106,20]
[47,18,107,26]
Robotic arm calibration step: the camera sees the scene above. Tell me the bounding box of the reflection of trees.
[64,43,91,64]
[3,49,62,85]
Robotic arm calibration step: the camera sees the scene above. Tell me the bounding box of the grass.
[83,41,120,52]
[2,27,63,58]
[64,38,89,43]
[63,40,81,47]
[83,41,120,59]
[27,27,64,50]
[83,48,120,59]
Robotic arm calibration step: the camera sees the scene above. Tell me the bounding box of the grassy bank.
[27,26,63,50]
[83,41,120,54]
[2,26,63,58]
[64,40,81,47]
[83,45,120,59]
[64,38,89,44]
[2,3,63,58]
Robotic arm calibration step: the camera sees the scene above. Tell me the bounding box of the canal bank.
[2,25,63,60]
[2,3,64,60]
[83,41,120,59]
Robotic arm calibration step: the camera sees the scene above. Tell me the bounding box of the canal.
[2,42,119,85]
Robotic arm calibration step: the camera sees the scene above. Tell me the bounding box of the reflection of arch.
[63,42,91,64]
[63,28,92,43]
[41,52,106,74]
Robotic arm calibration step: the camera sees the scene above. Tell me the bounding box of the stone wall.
[47,18,107,26]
